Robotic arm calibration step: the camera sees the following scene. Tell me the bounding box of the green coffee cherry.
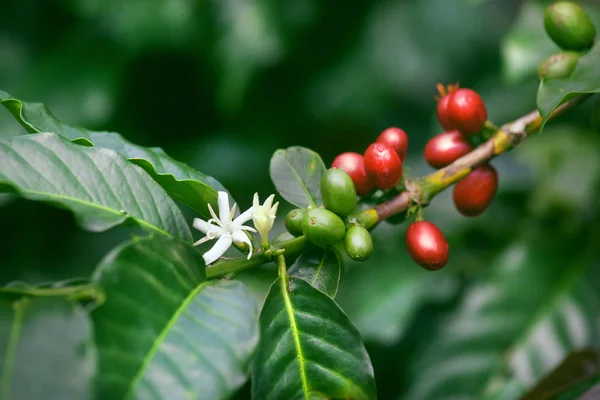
[285,208,306,237]
[544,1,596,51]
[344,225,373,261]
[302,208,346,247]
[321,168,357,216]
[537,51,580,79]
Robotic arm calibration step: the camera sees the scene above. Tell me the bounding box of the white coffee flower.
[193,191,256,265]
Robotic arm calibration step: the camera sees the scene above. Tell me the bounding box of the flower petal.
[202,235,233,265]
[253,192,260,210]
[270,202,280,218]
[264,194,275,209]
[217,191,231,223]
[234,207,253,225]
[193,218,211,234]
[232,230,253,260]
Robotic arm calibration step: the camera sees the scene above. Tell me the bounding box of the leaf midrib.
[123,280,213,399]
[3,187,173,239]
[1,94,221,220]
[281,153,317,208]
[280,276,310,400]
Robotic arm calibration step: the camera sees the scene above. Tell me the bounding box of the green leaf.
[0,133,191,241]
[92,236,259,400]
[537,43,600,131]
[288,248,343,298]
[337,225,458,345]
[0,296,96,400]
[252,272,376,399]
[269,146,326,208]
[0,90,229,220]
[401,227,600,400]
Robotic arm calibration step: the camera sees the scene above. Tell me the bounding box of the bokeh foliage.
[2,0,600,398]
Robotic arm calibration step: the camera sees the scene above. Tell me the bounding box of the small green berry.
[321,168,357,216]
[544,1,596,51]
[538,51,580,79]
[344,225,373,261]
[285,208,306,237]
[302,208,346,247]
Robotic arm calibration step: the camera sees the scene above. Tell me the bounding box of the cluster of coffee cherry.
[302,86,497,271]
[280,1,596,271]
[429,85,499,218]
[285,168,374,262]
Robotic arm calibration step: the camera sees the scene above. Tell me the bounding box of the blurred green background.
[2,0,600,398]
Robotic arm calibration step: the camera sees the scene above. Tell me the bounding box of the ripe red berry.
[331,152,375,196]
[376,127,409,161]
[405,221,449,270]
[453,164,498,217]
[447,88,487,136]
[424,130,473,169]
[363,143,403,189]
[437,94,456,131]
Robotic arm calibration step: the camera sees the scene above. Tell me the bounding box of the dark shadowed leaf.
[252,271,376,399]
[92,236,259,400]
[288,248,343,298]
[269,146,326,208]
[0,90,229,219]
[0,133,191,241]
[401,227,600,400]
[520,349,600,400]
[0,296,96,400]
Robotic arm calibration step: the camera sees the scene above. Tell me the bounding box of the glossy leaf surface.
[92,236,259,400]
[0,90,229,219]
[269,146,326,208]
[0,133,191,241]
[288,248,343,298]
[252,274,376,399]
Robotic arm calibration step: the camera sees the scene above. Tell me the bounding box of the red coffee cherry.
[436,83,459,131]
[424,130,473,169]
[331,152,375,196]
[453,164,498,217]
[447,88,487,136]
[363,142,403,189]
[437,94,457,131]
[377,127,409,161]
[405,221,449,271]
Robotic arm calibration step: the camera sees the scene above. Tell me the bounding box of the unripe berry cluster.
[285,169,373,262]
